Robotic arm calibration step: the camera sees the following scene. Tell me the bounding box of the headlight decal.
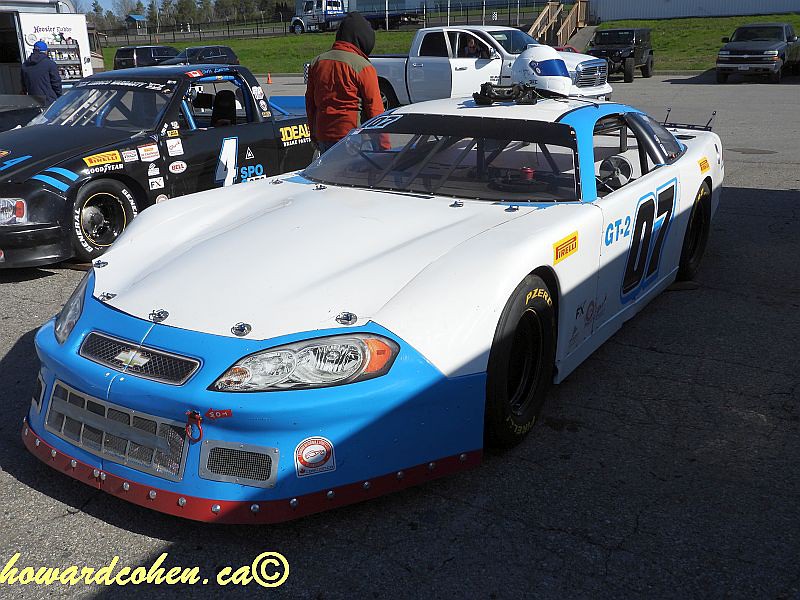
[54,270,92,344]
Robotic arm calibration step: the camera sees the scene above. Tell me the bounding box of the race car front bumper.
[0,222,72,268]
[26,290,486,523]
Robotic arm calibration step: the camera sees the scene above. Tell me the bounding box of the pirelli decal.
[553,231,579,265]
[698,157,710,173]
[83,151,121,167]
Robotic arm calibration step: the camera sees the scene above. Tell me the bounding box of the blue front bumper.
[27,280,485,522]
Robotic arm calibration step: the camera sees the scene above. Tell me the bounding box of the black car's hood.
[0,125,138,183]
[722,40,785,53]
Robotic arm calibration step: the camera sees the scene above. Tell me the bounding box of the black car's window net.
[31,85,171,131]
[594,30,634,45]
[303,115,578,203]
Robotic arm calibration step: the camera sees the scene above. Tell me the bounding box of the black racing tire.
[715,70,728,84]
[292,22,304,35]
[769,65,782,84]
[379,79,399,111]
[641,55,653,77]
[623,57,635,83]
[677,180,711,281]
[485,274,556,448]
[70,179,138,262]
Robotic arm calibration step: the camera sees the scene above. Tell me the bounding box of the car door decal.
[621,177,677,301]
[215,137,238,186]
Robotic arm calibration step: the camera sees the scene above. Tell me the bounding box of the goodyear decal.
[83,151,121,167]
[279,124,311,146]
[0,150,9,159]
[698,157,710,173]
[553,231,579,265]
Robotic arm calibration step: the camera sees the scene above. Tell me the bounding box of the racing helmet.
[511,45,571,97]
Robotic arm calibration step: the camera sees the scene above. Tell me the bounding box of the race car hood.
[0,125,137,182]
[94,176,536,341]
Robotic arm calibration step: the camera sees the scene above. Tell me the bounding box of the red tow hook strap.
[185,410,203,442]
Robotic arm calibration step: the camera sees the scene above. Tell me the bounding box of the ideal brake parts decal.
[698,157,710,173]
[279,124,311,147]
[553,231,579,265]
[294,437,336,478]
[83,151,121,167]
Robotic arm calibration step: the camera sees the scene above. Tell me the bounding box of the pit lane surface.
[1,72,799,598]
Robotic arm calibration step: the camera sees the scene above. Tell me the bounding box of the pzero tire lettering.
[622,179,677,298]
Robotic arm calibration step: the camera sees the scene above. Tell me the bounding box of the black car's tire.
[292,23,304,34]
[677,181,711,281]
[641,55,653,77]
[70,179,138,262]
[623,57,635,82]
[485,274,556,448]
[769,65,782,84]
[715,70,728,84]
[379,80,399,111]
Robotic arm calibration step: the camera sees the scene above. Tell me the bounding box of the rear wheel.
[623,57,635,82]
[70,179,138,262]
[715,70,728,84]
[677,181,711,281]
[485,274,556,448]
[641,55,653,77]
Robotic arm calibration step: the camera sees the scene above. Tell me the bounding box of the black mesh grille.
[207,447,273,481]
[44,381,188,481]
[79,332,200,385]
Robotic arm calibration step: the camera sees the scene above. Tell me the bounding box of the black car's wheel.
[677,181,711,281]
[379,80,399,111]
[485,274,556,448]
[769,65,782,84]
[641,55,653,77]
[715,70,728,84]
[293,22,304,34]
[70,179,138,262]
[623,57,635,82]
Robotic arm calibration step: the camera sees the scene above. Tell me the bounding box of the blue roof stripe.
[31,174,69,192]
[44,167,79,181]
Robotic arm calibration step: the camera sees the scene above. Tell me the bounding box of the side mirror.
[721,37,730,43]
[790,35,798,43]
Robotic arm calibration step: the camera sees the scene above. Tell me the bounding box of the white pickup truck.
[372,26,612,107]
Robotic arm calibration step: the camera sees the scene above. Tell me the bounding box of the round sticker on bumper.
[295,436,336,477]
[169,161,187,174]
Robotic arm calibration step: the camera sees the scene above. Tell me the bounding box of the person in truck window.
[21,41,62,106]
[305,12,384,154]
[463,36,482,58]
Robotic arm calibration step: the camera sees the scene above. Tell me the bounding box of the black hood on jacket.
[335,12,375,56]
[24,51,48,67]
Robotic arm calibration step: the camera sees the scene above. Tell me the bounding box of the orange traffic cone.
[267,73,273,84]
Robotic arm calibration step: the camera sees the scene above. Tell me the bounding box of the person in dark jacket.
[305,12,384,154]
[21,41,62,106]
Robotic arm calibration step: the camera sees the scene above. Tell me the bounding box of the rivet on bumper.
[148,490,157,500]
[92,469,100,478]
[362,481,371,490]
[122,482,130,491]
[50,449,57,459]
[250,504,260,513]
[70,460,77,469]
[178,497,187,507]
[289,498,298,509]
[211,504,221,514]
[326,490,335,500]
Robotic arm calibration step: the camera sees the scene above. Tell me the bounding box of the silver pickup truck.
[371,26,612,108]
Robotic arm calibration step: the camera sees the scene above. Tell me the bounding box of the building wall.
[592,0,799,22]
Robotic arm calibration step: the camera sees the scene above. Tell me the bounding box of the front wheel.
[677,181,711,281]
[485,274,556,448]
[70,179,138,262]
[769,65,782,84]
[715,70,728,84]
[379,80,399,111]
[292,22,304,34]
[623,57,635,82]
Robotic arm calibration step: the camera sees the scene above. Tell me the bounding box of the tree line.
[86,0,296,31]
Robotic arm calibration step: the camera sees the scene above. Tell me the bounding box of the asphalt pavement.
[1,72,799,599]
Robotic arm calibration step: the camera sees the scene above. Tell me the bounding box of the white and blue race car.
[24,95,723,523]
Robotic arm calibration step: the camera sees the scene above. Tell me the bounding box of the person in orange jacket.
[305,12,385,154]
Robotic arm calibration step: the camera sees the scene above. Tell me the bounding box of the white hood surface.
[94,177,535,341]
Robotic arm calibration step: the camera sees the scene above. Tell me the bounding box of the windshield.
[28,81,172,132]
[486,30,538,54]
[731,26,784,42]
[175,47,202,60]
[594,30,634,45]
[303,114,579,203]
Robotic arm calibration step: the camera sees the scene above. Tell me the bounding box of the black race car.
[0,64,314,268]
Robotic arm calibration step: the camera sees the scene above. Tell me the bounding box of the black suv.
[113,45,179,69]
[159,45,240,66]
[586,28,653,83]
[716,23,800,84]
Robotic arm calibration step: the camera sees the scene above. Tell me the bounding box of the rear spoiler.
[663,108,716,131]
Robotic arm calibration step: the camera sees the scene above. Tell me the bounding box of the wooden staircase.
[528,1,589,47]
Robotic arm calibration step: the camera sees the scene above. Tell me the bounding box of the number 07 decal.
[621,178,677,301]
[215,137,238,186]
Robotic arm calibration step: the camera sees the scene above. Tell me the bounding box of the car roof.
[393,96,627,123]
[89,64,246,80]
[737,22,788,27]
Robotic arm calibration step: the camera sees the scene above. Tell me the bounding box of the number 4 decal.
[621,178,677,300]
[215,137,238,186]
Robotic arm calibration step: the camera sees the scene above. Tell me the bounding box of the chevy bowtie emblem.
[149,309,169,323]
[113,349,150,368]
